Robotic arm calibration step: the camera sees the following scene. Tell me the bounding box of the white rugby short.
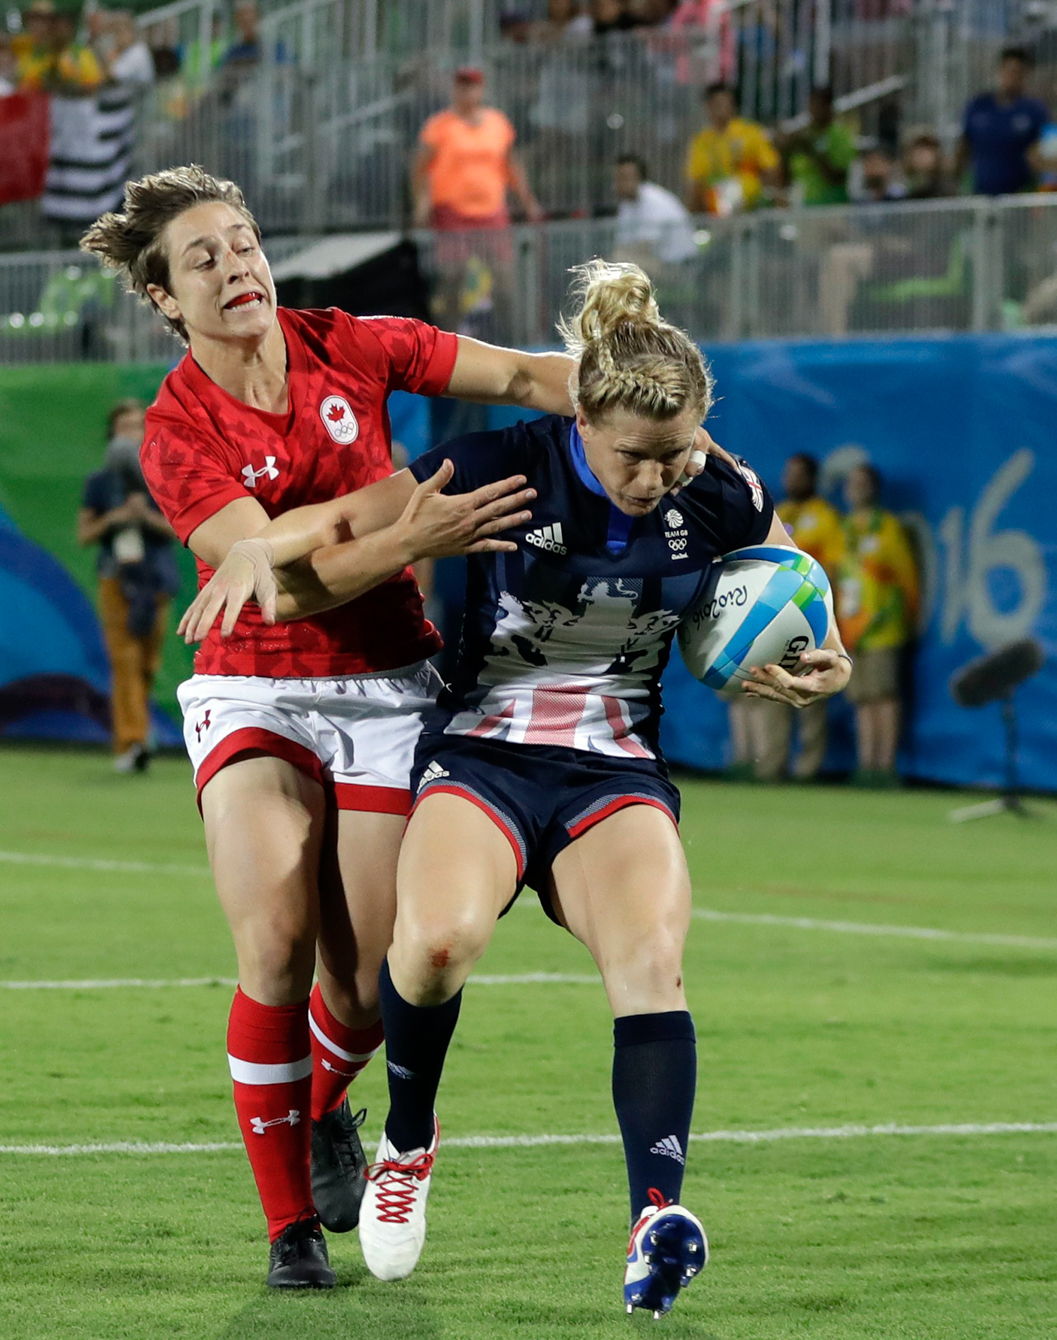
[178,662,442,814]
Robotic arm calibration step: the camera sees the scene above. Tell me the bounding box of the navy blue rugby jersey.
[408,414,774,759]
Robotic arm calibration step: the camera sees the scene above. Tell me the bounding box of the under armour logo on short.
[250,1109,301,1135]
[242,456,280,488]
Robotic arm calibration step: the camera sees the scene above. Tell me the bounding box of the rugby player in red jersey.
[80,167,724,1288]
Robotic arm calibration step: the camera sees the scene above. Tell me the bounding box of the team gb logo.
[320,395,359,444]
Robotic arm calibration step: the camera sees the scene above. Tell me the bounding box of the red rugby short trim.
[330,783,411,816]
[565,795,678,841]
[196,727,325,809]
[411,784,526,879]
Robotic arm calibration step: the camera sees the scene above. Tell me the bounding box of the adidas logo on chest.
[525,522,567,555]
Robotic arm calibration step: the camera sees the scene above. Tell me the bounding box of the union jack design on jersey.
[409,416,774,760]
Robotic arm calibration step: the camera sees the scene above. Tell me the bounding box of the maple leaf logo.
[319,395,359,443]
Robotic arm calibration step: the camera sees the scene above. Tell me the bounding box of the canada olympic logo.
[319,395,359,444]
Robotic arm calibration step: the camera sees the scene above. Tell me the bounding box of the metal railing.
[91,17,920,239]
[3,194,1056,363]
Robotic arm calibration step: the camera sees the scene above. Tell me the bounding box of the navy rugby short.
[409,731,681,923]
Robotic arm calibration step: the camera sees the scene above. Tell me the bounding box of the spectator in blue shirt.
[957,47,1048,196]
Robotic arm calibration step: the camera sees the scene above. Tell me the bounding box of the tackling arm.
[179,464,535,641]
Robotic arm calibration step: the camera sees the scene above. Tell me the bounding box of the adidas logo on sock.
[418,760,450,791]
[525,522,567,555]
[387,1061,415,1080]
[649,1134,686,1165]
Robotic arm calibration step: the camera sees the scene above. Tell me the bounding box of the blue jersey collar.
[568,421,635,554]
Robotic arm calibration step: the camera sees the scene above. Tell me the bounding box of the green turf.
[1,745,1055,1338]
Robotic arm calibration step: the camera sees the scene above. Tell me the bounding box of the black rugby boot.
[311,1100,369,1233]
[266,1215,336,1289]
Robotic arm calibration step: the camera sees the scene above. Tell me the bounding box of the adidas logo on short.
[649,1134,686,1164]
[418,760,450,791]
[525,522,567,555]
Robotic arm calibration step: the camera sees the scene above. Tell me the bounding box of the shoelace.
[330,1107,367,1173]
[365,1151,434,1224]
[627,1187,673,1256]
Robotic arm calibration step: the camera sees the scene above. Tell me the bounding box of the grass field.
[1,745,1055,1340]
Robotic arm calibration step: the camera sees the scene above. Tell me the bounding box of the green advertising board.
[0,362,197,719]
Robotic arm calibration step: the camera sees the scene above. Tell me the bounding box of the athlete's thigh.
[316,808,405,1010]
[201,756,326,967]
[549,804,692,1014]
[394,793,519,951]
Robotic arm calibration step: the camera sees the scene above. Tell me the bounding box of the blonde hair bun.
[560,260,713,423]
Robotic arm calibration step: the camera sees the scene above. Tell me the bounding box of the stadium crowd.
[1,0,1055,232]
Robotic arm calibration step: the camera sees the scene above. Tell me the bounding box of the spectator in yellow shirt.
[837,463,919,787]
[18,5,102,94]
[731,453,843,781]
[684,83,781,215]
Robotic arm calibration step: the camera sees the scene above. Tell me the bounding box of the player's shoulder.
[450,413,564,470]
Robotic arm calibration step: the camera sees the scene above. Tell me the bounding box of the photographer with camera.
[77,398,179,772]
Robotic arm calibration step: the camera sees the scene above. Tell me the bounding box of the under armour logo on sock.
[649,1135,686,1164]
[321,1057,357,1079]
[387,1061,415,1080]
[250,1109,301,1135]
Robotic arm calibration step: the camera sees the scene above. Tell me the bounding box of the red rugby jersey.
[142,307,458,678]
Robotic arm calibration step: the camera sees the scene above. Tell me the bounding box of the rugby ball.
[678,545,831,698]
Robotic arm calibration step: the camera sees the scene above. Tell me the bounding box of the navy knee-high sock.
[378,957,462,1153]
[612,1011,697,1221]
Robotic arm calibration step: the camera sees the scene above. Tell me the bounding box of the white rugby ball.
[678,545,831,699]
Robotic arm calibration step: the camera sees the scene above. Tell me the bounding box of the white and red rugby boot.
[359,1117,440,1281]
[624,1190,708,1318]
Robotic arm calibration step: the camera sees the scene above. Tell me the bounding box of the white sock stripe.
[307,1011,382,1064]
[226,1054,313,1085]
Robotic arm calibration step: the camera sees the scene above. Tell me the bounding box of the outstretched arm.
[179,464,534,641]
[445,336,734,476]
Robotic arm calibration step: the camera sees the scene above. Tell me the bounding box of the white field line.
[5,848,1056,953]
[0,972,597,990]
[0,850,208,876]
[692,907,1057,952]
[2,1121,1055,1157]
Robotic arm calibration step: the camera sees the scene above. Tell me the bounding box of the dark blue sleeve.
[1030,101,1049,140]
[713,456,775,551]
[407,426,531,495]
[82,472,107,513]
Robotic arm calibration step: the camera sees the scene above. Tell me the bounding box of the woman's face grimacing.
[576,404,700,517]
[147,201,276,346]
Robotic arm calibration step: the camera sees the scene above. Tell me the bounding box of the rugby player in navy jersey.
[183,261,852,1313]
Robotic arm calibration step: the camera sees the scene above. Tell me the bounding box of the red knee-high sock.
[226,987,314,1242]
[309,983,385,1122]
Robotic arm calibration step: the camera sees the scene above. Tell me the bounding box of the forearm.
[242,497,358,568]
[273,525,416,620]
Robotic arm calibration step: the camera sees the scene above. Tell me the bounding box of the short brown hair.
[559,260,713,424]
[80,165,261,342]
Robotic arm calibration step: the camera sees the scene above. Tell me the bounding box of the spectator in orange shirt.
[412,67,542,337]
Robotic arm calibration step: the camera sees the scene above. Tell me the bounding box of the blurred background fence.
[6,0,1057,247]
[4,195,1056,363]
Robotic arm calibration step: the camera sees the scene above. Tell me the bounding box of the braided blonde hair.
[559,260,713,424]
